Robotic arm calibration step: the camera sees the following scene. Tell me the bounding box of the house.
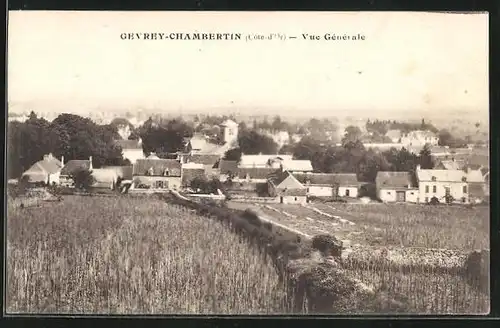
[131,153,182,190]
[466,168,488,203]
[60,157,93,187]
[281,160,313,173]
[237,167,277,183]
[115,138,144,164]
[21,153,63,185]
[267,170,307,204]
[182,153,222,177]
[435,158,466,170]
[415,165,470,204]
[239,154,293,168]
[220,119,239,146]
[293,173,361,198]
[401,130,439,147]
[181,163,206,187]
[375,171,419,203]
[385,129,403,143]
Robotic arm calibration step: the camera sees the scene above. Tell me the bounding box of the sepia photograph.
[6,11,490,315]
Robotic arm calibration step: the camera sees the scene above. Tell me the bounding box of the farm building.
[267,170,307,204]
[237,167,276,183]
[115,138,144,164]
[239,154,293,168]
[375,171,418,203]
[185,153,222,176]
[465,168,488,203]
[400,130,439,147]
[181,162,206,187]
[91,166,133,189]
[60,157,93,187]
[416,165,470,204]
[293,172,361,198]
[21,153,63,185]
[131,153,182,190]
[281,160,313,173]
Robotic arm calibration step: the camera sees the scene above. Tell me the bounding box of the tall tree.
[419,144,434,169]
[341,126,363,146]
[237,129,278,155]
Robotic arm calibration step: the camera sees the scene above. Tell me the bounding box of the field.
[6,195,294,314]
[228,201,489,251]
[227,200,490,314]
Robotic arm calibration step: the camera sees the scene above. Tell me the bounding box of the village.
[16,117,490,208]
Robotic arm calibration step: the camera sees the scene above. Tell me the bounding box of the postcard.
[6,11,489,315]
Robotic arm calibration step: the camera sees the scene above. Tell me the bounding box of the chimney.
[61,155,64,166]
[43,154,49,160]
[138,137,142,146]
[89,156,93,170]
[416,164,421,171]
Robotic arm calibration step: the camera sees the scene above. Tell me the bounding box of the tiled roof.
[282,160,313,172]
[239,154,293,167]
[467,169,485,183]
[220,119,239,127]
[280,188,308,197]
[416,169,466,183]
[469,183,485,199]
[187,154,221,166]
[437,160,465,170]
[293,173,360,186]
[218,160,238,174]
[182,168,206,186]
[133,159,181,176]
[61,160,91,176]
[376,171,413,188]
[237,167,276,180]
[268,170,293,186]
[115,139,142,150]
[466,154,489,168]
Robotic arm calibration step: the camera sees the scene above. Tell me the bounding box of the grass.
[6,195,294,314]
[342,260,489,314]
[314,203,489,250]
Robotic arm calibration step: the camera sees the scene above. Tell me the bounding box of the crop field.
[6,195,294,314]
[312,203,490,251]
[227,200,490,314]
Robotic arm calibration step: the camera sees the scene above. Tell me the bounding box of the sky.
[7,11,489,120]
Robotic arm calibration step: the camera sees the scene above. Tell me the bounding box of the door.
[280,196,284,204]
[345,189,350,197]
[396,191,406,202]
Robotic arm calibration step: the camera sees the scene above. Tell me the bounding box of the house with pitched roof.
[59,156,93,187]
[434,158,466,170]
[131,153,182,190]
[21,153,63,185]
[115,138,144,164]
[385,129,403,143]
[216,159,238,182]
[220,119,239,146]
[267,170,307,204]
[238,154,293,168]
[415,165,470,204]
[401,130,439,147]
[293,172,361,198]
[375,171,419,203]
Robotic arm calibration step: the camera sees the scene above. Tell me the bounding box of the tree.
[341,126,363,146]
[72,169,95,191]
[223,148,242,162]
[237,129,278,155]
[419,144,434,169]
[139,118,193,156]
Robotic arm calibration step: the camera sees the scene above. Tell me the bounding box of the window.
[163,169,170,176]
[431,176,436,181]
[463,185,467,194]
[462,197,467,203]
[345,189,350,197]
[155,180,164,189]
[425,197,429,203]
[432,185,437,193]
[425,185,429,193]
[294,197,297,201]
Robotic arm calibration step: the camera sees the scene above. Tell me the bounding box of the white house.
[293,172,361,198]
[375,171,418,203]
[401,130,439,147]
[416,165,470,204]
[267,170,308,204]
[115,138,144,164]
[220,119,239,146]
[21,153,63,185]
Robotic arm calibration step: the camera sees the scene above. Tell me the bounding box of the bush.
[71,169,95,191]
[241,209,262,227]
[312,234,343,258]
